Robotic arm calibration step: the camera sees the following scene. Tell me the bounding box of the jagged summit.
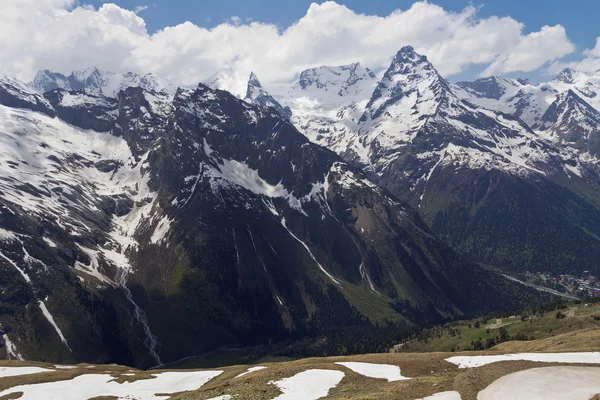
[248,71,261,88]
[244,71,292,120]
[360,45,452,127]
[391,45,430,66]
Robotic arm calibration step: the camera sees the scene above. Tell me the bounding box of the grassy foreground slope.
[0,327,599,400]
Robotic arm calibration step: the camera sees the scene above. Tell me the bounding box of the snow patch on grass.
[446,352,600,368]
[335,362,409,382]
[270,369,345,400]
[416,391,462,400]
[0,367,53,378]
[478,366,600,400]
[235,366,267,378]
[0,370,222,400]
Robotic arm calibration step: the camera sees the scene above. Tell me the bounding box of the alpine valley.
[0,43,596,369]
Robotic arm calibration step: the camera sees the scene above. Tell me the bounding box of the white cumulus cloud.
[0,0,577,86]
[547,36,600,76]
[480,25,575,77]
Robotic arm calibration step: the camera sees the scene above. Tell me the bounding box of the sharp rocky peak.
[537,88,600,156]
[389,46,435,74]
[540,88,600,125]
[248,71,262,89]
[516,77,532,86]
[244,72,292,120]
[362,46,452,122]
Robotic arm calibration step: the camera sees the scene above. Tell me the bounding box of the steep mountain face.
[0,76,537,368]
[551,68,600,111]
[32,67,176,97]
[43,89,120,132]
[536,90,600,158]
[442,71,600,274]
[0,74,56,117]
[452,77,556,127]
[266,63,378,161]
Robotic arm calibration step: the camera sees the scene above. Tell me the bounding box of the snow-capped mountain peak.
[32,68,176,98]
[248,71,261,89]
[360,45,451,127]
[388,46,435,74]
[203,67,251,98]
[296,62,377,97]
[553,68,579,85]
[551,68,600,107]
[71,66,112,84]
[452,76,558,127]
[244,72,292,120]
[245,71,266,100]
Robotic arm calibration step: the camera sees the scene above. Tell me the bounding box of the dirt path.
[565,306,600,319]
[486,319,502,329]
[487,318,516,330]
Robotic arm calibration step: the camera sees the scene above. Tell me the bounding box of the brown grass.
[1,328,600,400]
[491,328,600,353]
[0,392,23,400]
